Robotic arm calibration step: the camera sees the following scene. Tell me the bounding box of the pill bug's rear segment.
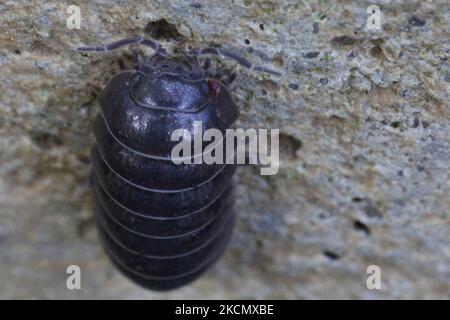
[79,36,279,291]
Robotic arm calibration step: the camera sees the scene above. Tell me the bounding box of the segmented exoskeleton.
[78,36,279,290]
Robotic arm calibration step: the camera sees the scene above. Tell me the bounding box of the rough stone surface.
[0,1,449,299]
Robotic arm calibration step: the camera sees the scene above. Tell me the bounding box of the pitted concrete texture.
[0,1,449,299]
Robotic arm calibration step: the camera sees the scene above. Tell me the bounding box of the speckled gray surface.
[0,0,449,299]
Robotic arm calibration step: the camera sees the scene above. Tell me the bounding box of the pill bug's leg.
[203,58,211,70]
[77,36,168,57]
[89,83,102,99]
[185,54,200,68]
[187,47,281,76]
[221,70,237,86]
[117,58,126,70]
[129,47,141,67]
[117,48,141,71]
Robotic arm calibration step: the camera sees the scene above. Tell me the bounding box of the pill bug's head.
[76,36,281,113]
[140,59,204,79]
[130,59,210,112]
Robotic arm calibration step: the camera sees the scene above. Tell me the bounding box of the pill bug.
[77,36,279,291]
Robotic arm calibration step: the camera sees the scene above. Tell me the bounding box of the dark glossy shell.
[98,71,238,158]
[91,62,238,291]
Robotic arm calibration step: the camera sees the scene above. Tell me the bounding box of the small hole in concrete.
[145,19,182,40]
[390,121,401,128]
[279,133,302,161]
[353,220,371,235]
[323,250,340,260]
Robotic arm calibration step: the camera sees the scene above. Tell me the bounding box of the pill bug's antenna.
[76,36,168,58]
[187,47,281,76]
